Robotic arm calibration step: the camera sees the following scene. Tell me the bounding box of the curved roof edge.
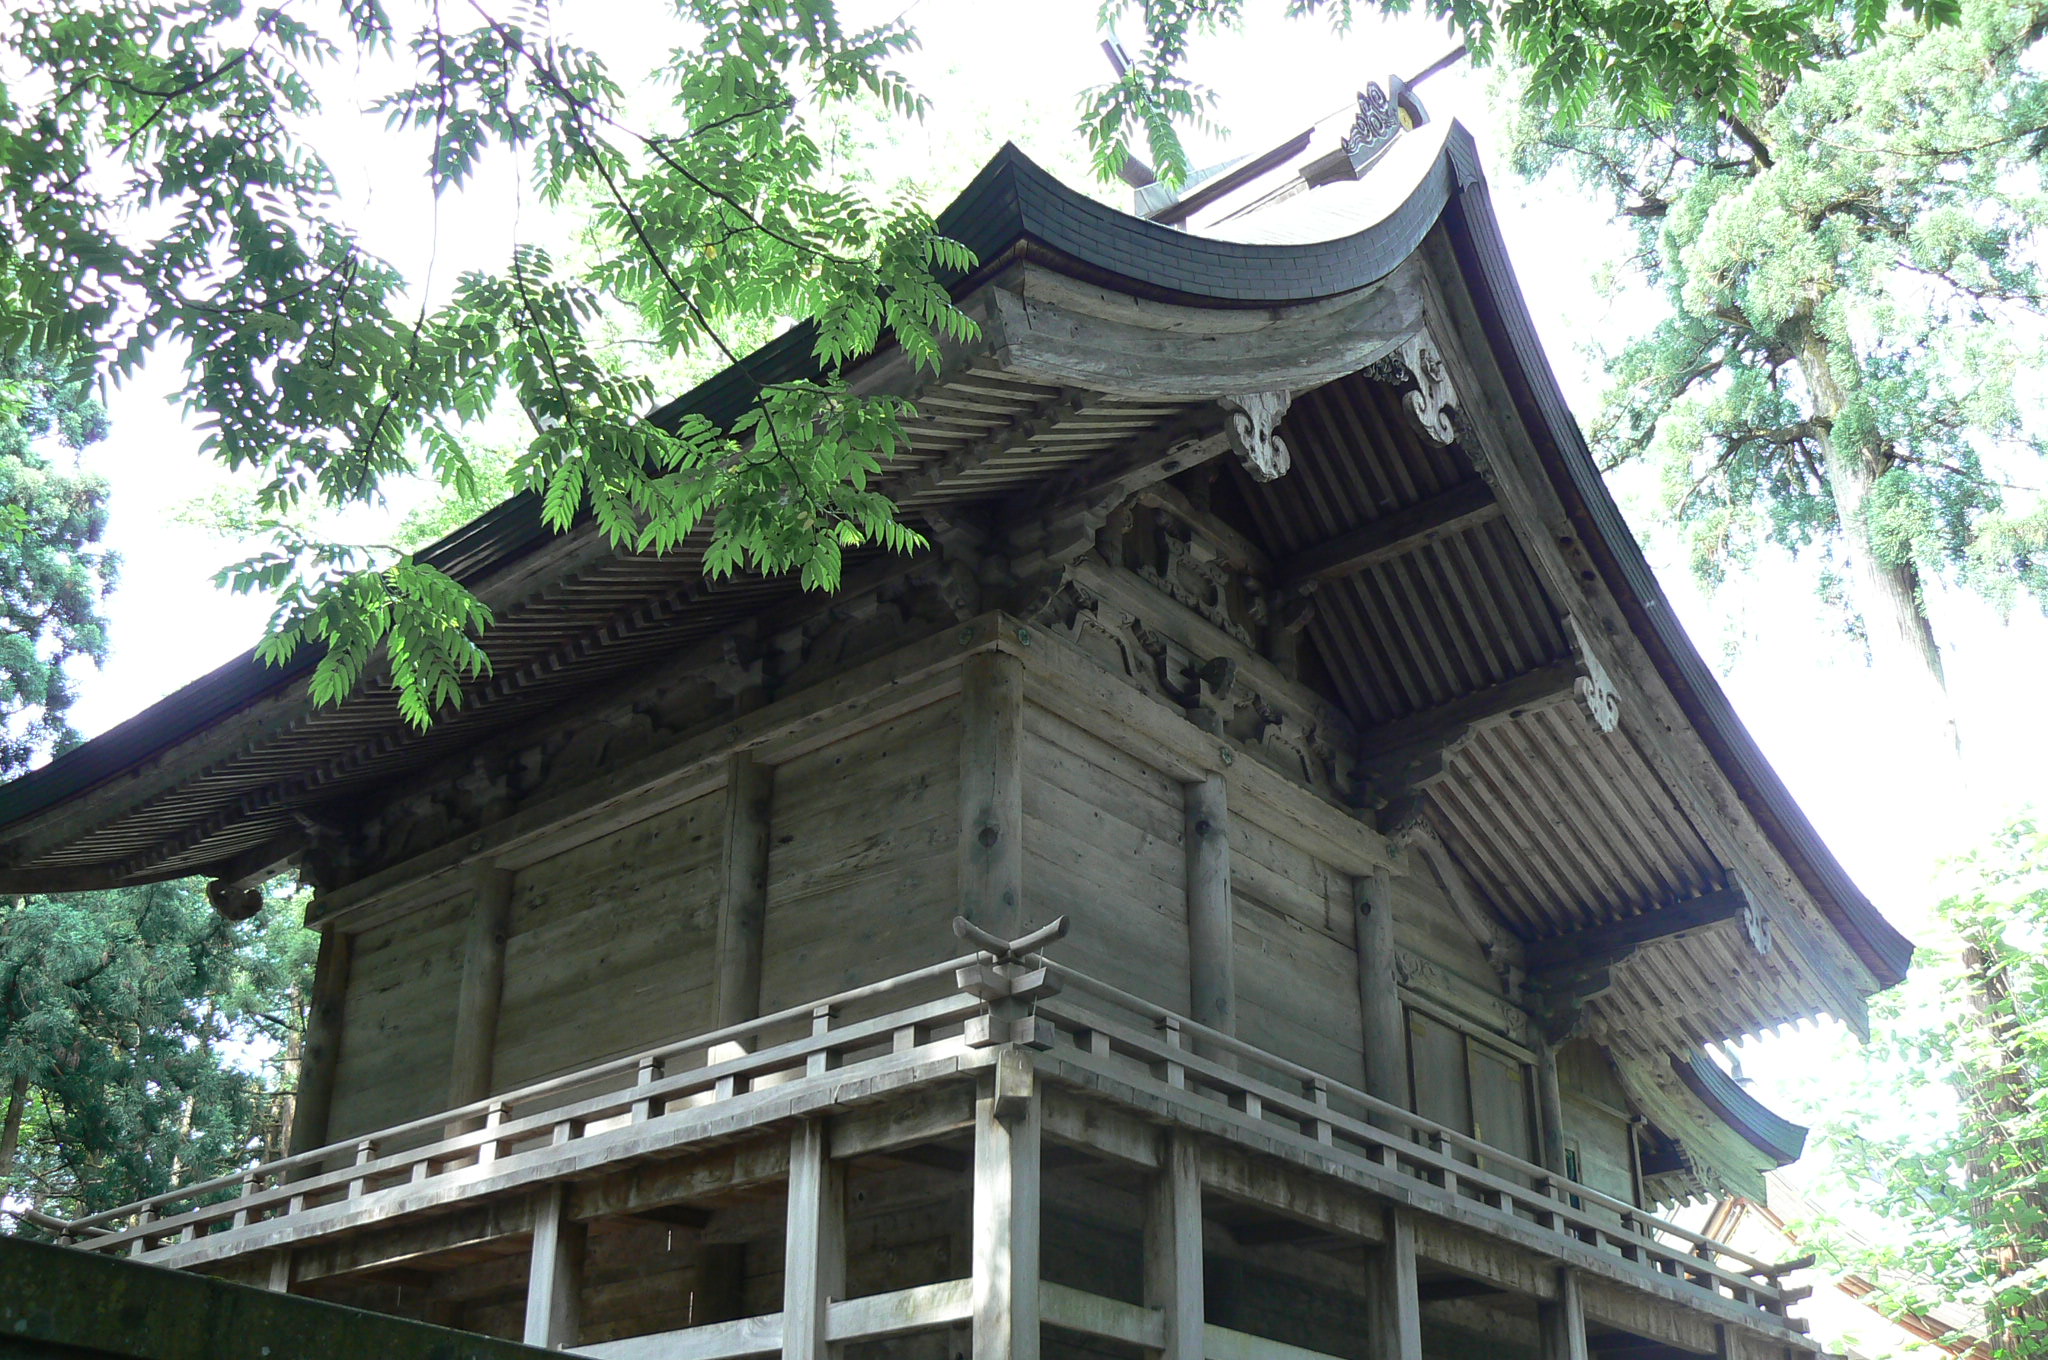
[0,139,1466,839]
[1674,1053,1809,1166]
[0,136,1917,991]
[1430,144,1911,987]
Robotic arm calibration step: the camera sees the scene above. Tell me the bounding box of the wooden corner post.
[523,1182,584,1349]
[448,866,515,1109]
[784,1119,846,1360]
[1144,1130,1203,1360]
[288,924,352,1157]
[959,650,1026,938]
[1355,870,1409,1111]
[1185,774,1235,1039]
[974,1047,1041,1360]
[714,755,774,1031]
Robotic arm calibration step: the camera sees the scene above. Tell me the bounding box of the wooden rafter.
[1524,885,1751,974]
[1277,479,1501,589]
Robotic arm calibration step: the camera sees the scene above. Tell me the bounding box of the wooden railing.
[43,945,1801,1322]
[53,955,981,1258]
[1031,961,1798,1318]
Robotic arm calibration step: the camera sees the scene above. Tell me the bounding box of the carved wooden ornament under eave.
[1219,390,1293,481]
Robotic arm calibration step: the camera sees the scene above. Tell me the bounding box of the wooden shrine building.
[0,92,1909,1360]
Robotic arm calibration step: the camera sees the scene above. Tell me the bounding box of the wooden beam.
[1145,1130,1204,1360]
[288,927,351,1158]
[959,650,1026,937]
[1524,887,1750,974]
[1355,873,1409,1111]
[1357,663,1578,763]
[782,1120,844,1360]
[973,1051,1041,1360]
[1186,775,1236,1039]
[524,1183,584,1349]
[448,867,515,1109]
[1278,480,1501,588]
[1540,1267,1590,1360]
[714,756,773,1031]
[1367,1209,1423,1360]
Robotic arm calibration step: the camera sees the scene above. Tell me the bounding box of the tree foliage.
[0,352,116,776]
[1086,0,1959,186]
[1818,816,2048,1358]
[0,880,317,1223]
[0,0,1948,728]
[1510,0,2048,724]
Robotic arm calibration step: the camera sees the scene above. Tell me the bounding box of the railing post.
[1156,1017,1187,1090]
[1537,1265,1588,1360]
[130,1206,156,1259]
[523,1182,584,1349]
[974,1047,1041,1360]
[783,1119,844,1360]
[1367,1208,1422,1360]
[631,1057,664,1122]
[1306,1077,1333,1145]
[347,1140,375,1198]
[806,1004,837,1078]
[233,1171,261,1229]
[478,1099,508,1165]
[1144,1129,1203,1360]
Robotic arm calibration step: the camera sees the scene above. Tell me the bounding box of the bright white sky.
[56,0,2048,1156]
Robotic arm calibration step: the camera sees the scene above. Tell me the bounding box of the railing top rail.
[63,950,981,1232]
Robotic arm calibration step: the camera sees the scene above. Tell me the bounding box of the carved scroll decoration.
[1219,390,1293,482]
[1398,330,1459,446]
[1565,617,1621,733]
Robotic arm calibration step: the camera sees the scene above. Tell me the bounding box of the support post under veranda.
[974,1047,1042,1360]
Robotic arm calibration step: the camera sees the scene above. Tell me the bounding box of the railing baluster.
[1155,1016,1186,1089]
[130,1206,156,1258]
[478,1100,508,1165]
[632,1057,664,1122]
[233,1172,261,1230]
[1306,1077,1333,1146]
[1618,1212,1643,1262]
[347,1139,376,1198]
[806,1004,837,1077]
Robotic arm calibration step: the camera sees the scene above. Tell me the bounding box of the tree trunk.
[1787,316,1961,759]
[1961,935,2048,1353]
[0,1073,27,1178]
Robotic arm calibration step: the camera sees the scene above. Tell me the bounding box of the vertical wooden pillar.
[784,1119,845,1360]
[715,755,774,1030]
[958,650,1025,938]
[974,1050,1041,1360]
[1537,1266,1589,1360]
[1534,1041,1568,1176]
[1354,870,1409,1110]
[448,867,515,1109]
[288,926,352,1157]
[523,1182,584,1349]
[1144,1130,1203,1360]
[1367,1208,1422,1360]
[1184,774,1235,1037]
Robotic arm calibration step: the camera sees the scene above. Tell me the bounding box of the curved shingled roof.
[0,134,1910,992]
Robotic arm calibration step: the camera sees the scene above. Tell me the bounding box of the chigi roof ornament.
[1345,75,1428,173]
